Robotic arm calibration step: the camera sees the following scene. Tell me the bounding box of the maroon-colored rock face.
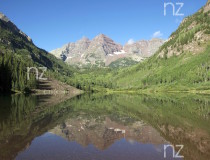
[51,34,164,67]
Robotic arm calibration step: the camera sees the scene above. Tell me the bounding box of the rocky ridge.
[158,0,210,58]
[51,34,164,67]
[0,12,32,43]
[49,116,167,150]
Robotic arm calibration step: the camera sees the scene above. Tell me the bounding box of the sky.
[0,0,208,51]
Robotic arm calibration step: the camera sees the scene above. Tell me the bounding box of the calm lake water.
[0,93,209,160]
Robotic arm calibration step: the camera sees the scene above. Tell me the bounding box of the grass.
[112,44,210,92]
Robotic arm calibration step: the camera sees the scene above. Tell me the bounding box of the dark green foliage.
[0,52,37,92]
[72,45,210,92]
[0,62,12,92]
[113,45,210,91]
[158,10,210,54]
[67,67,117,92]
[109,58,138,68]
[0,18,76,93]
[1,7,209,93]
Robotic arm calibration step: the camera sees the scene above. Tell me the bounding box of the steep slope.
[111,1,210,92]
[51,34,164,67]
[124,38,165,57]
[52,34,124,67]
[56,1,210,93]
[80,34,123,66]
[0,13,32,42]
[51,37,91,61]
[158,2,210,58]
[0,12,76,93]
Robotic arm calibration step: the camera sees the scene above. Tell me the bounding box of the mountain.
[50,116,166,150]
[0,12,32,43]
[157,0,210,58]
[51,37,91,62]
[0,12,76,93]
[110,0,210,92]
[79,34,123,66]
[69,0,210,93]
[50,34,164,67]
[124,38,165,57]
[63,34,123,67]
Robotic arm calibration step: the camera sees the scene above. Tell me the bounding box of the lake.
[0,93,209,160]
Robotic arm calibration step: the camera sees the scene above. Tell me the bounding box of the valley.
[66,1,210,93]
[0,1,210,160]
[0,1,209,94]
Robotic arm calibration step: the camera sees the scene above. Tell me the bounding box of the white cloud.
[152,31,163,38]
[127,39,135,45]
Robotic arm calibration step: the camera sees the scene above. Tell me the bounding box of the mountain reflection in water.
[0,93,209,160]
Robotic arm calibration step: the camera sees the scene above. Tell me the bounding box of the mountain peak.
[94,34,110,40]
[81,36,90,41]
[77,36,90,43]
[0,12,10,22]
[98,33,106,37]
[87,34,122,57]
[92,34,117,46]
[0,12,32,42]
[51,34,164,67]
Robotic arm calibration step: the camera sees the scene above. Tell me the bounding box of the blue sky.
[0,0,207,51]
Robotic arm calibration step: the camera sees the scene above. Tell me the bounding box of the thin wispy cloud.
[152,31,163,38]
